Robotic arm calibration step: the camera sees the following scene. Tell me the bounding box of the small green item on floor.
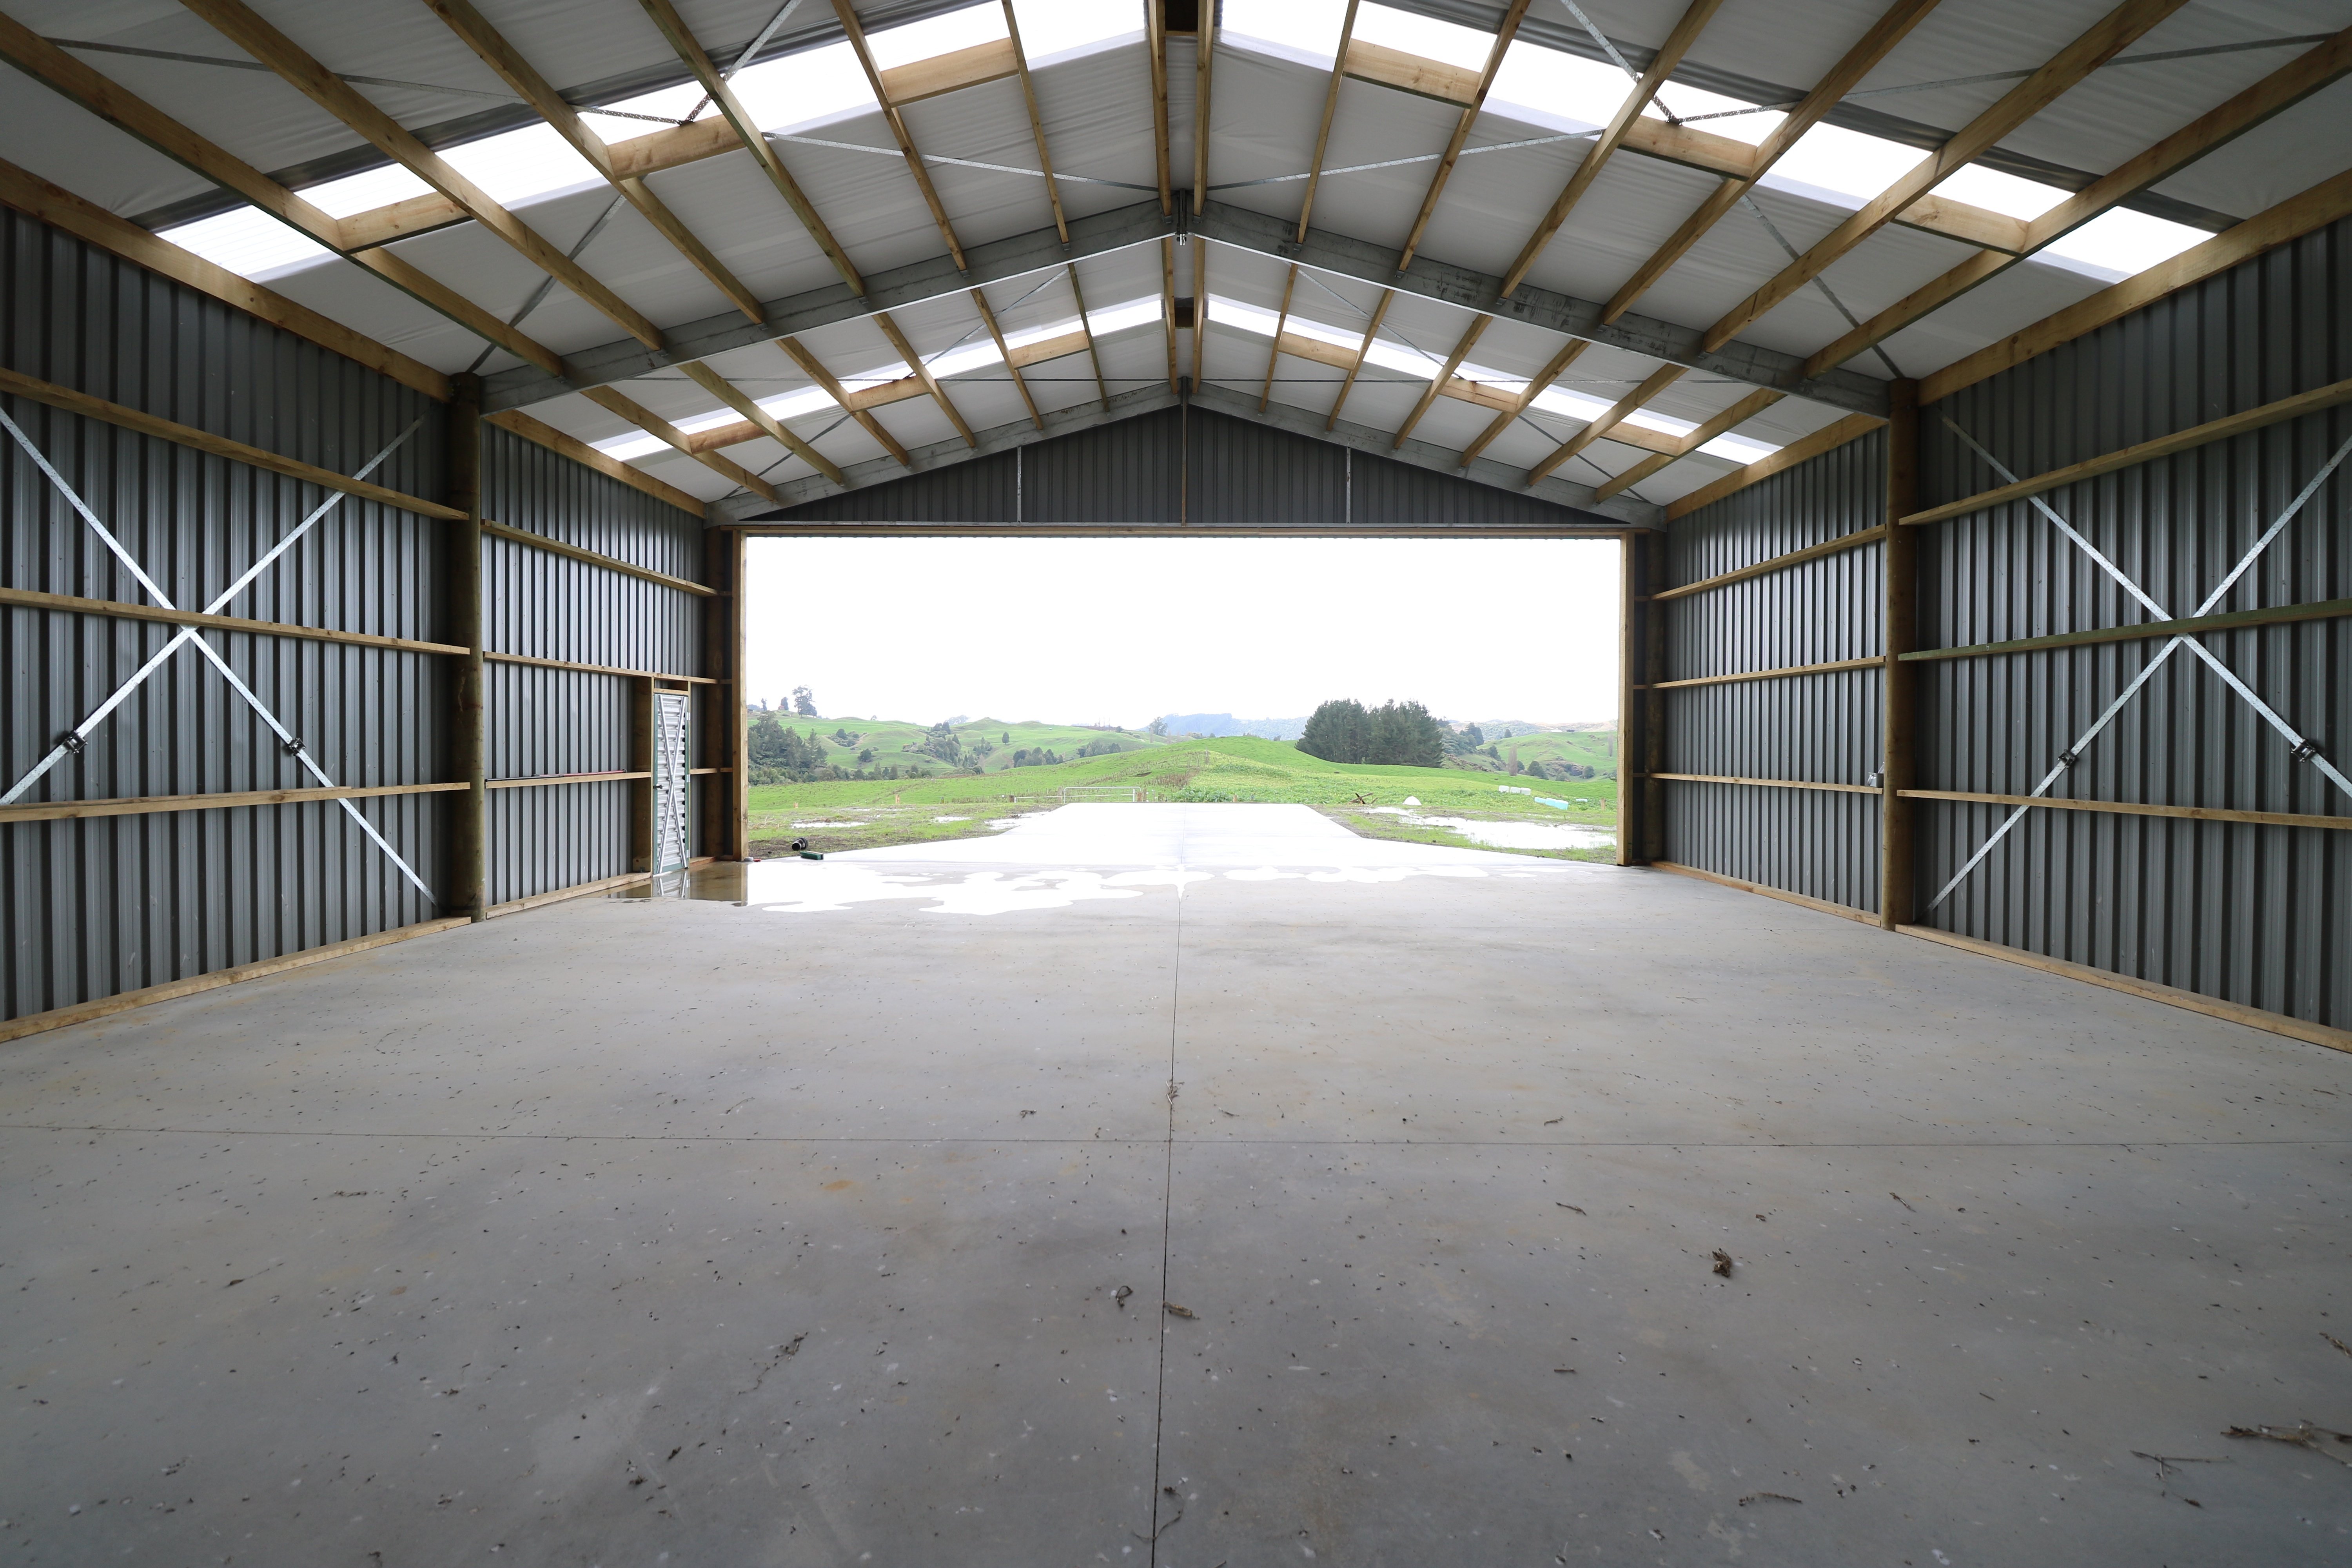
[799,850,824,860]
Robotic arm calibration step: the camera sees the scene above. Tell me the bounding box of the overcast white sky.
[744,537,1622,728]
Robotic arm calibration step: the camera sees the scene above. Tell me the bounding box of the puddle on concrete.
[1367,808,1615,851]
[609,858,1544,915]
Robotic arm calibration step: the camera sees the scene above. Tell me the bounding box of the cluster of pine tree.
[1010,747,1065,768]
[1295,699,1445,768]
[748,715,835,781]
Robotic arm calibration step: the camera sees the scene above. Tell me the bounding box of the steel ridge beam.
[488,199,1890,420]
[710,380,1655,529]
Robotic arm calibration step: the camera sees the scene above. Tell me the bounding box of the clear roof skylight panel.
[1009,0,1146,63]
[865,3,1009,71]
[1762,122,1929,207]
[1352,3,1495,71]
[2038,206,2206,281]
[1221,0,1352,65]
[1486,40,1635,132]
[158,207,335,281]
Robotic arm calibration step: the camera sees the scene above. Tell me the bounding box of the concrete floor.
[4,804,2348,1566]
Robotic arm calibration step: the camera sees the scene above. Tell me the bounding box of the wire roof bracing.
[3,0,2345,521]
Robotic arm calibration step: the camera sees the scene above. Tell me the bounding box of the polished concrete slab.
[3,806,2347,1566]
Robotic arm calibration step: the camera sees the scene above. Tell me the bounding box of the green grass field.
[755,713,1166,777]
[747,733,1619,860]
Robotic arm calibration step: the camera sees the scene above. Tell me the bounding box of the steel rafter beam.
[484,199,1887,418]
[712,381,1656,528]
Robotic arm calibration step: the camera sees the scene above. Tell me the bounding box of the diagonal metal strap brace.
[0,409,437,902]
[1925,419,2352,911]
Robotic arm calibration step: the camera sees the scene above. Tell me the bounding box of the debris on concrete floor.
[1737,1492,1802,1505]
[2326,1332,2352,1360]
[1891,1193,1916,1211]
[2131,1450,2228,1501]
[2224,1423,2352,1466]
[1556,1203,1584,1214]
[1164,1302,1196,1318]
[1114,1286,1132,1310]
[1711,1250,1734,1277]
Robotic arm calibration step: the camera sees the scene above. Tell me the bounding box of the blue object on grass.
[1534,797,1572,809]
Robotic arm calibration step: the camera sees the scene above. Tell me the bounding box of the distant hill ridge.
[1157,712,1309,741]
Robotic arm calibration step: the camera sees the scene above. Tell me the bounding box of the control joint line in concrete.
[2,1124,2346,1149]
[1147,869,1182,1564]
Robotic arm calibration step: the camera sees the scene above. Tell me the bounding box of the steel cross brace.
[1925,418,2352,911]
[0,407,438,902]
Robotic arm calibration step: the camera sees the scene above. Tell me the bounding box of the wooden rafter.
[1664,414,1882,520]
[581,385,780,501]
[1528,364,1687,485]
[1161,237,1180,393]
[1392,316,1489,448]
[1701,0,2194,352]
[1067,264,1111,412]
[1192,1,1219,215]
[1260,265,1299,412]
[1499,0,1724,297]
[1591,389,1783,500]
[1000,0,1068,243]
[1601,0,1943,324]
[1191,241,1209,387]
[1806,25,2352,378]
[1455,338,1588,466]
[676,362,846,483]
[1296,0,1363,241]
[832,0,969,270]
[873,313,977,448]
[484,410,708,515]
[971,287,1043,430]
[1325,287,1394,431]
[1561,0,1932,495]
[1148,0,1172,216]
[635,0,866,295]
[0,13,561,374]
[779,338,914,466]
[419,0,762,323]
[1923,167,2352,402]
[0,156,448,401]
[1395,0,1532,272]
[181,0,665,350]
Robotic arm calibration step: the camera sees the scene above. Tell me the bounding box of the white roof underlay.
[2,0,2346,509]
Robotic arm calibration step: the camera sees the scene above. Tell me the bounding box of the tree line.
[1296,699,1445,768]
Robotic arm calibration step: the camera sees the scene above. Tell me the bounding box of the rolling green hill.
[750,712,1170,779]
[746,733,1620,861]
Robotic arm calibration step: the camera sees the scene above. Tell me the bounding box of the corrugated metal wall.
[479,427,706,908]
[1661,431,1886,912]
[758,405,1607,528]
[1915,218,2352,1031]
[2,206,448,1020]
[2,208,712,1023]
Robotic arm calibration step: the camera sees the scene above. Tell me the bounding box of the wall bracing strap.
[0,411,437,902]
[1924,420,2352,910]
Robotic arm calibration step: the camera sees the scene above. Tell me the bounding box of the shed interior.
[2,0,2348,1561]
